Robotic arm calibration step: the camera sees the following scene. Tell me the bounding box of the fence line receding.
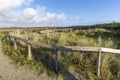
[7,33,120,78]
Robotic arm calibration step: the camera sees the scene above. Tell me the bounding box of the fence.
[7,33,120,78]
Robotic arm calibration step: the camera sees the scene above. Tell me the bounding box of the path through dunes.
[0,41,50,80]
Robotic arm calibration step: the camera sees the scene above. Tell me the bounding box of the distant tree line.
[72,22,120,30]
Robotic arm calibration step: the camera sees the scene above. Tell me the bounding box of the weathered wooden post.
[8,36,11,44]
[25,30,28,40]
[27,44,33,60]
[55,50,58,80]
[96,36,102,77]
[96,50,101,77]
[55,50,58,73]
[8,32,11,44]
[47,31,49,37]
[13,38,17,50]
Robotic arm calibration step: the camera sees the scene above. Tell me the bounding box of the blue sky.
[0,0,120,27]
[37,0,120,24]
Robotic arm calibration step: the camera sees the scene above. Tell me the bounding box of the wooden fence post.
[96,50,101,77]
[27,44,33,60]
[8,34,11,44]
[55,50,58,73]
[8,36,10,44]
[14,38,17,50]
[25,30,28,40]
[55,50,58,80]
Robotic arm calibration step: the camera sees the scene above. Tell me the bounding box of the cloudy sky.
[0,0,120,27]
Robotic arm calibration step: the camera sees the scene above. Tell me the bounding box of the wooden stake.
[25,30,28,40]
[8,36,11,44]
[7,33,11,44]
[55,50,58,80]
[28,44,32,60]
[55,50,58,73]
[97,50,101,77]
[14,38,17,50]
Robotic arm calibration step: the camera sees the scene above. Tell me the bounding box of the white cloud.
[0,0,24,11]
[0,0,67,26]
[22,8,38,18]
[0,0,33,11]
[16,7,66,26]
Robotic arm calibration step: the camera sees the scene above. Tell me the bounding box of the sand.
[0,41,50,80]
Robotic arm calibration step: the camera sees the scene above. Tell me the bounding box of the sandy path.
[0,41,50,80]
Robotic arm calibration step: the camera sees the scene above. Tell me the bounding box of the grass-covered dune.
[1,22,120,80]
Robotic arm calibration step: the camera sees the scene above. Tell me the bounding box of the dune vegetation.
[1,22,120,80]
